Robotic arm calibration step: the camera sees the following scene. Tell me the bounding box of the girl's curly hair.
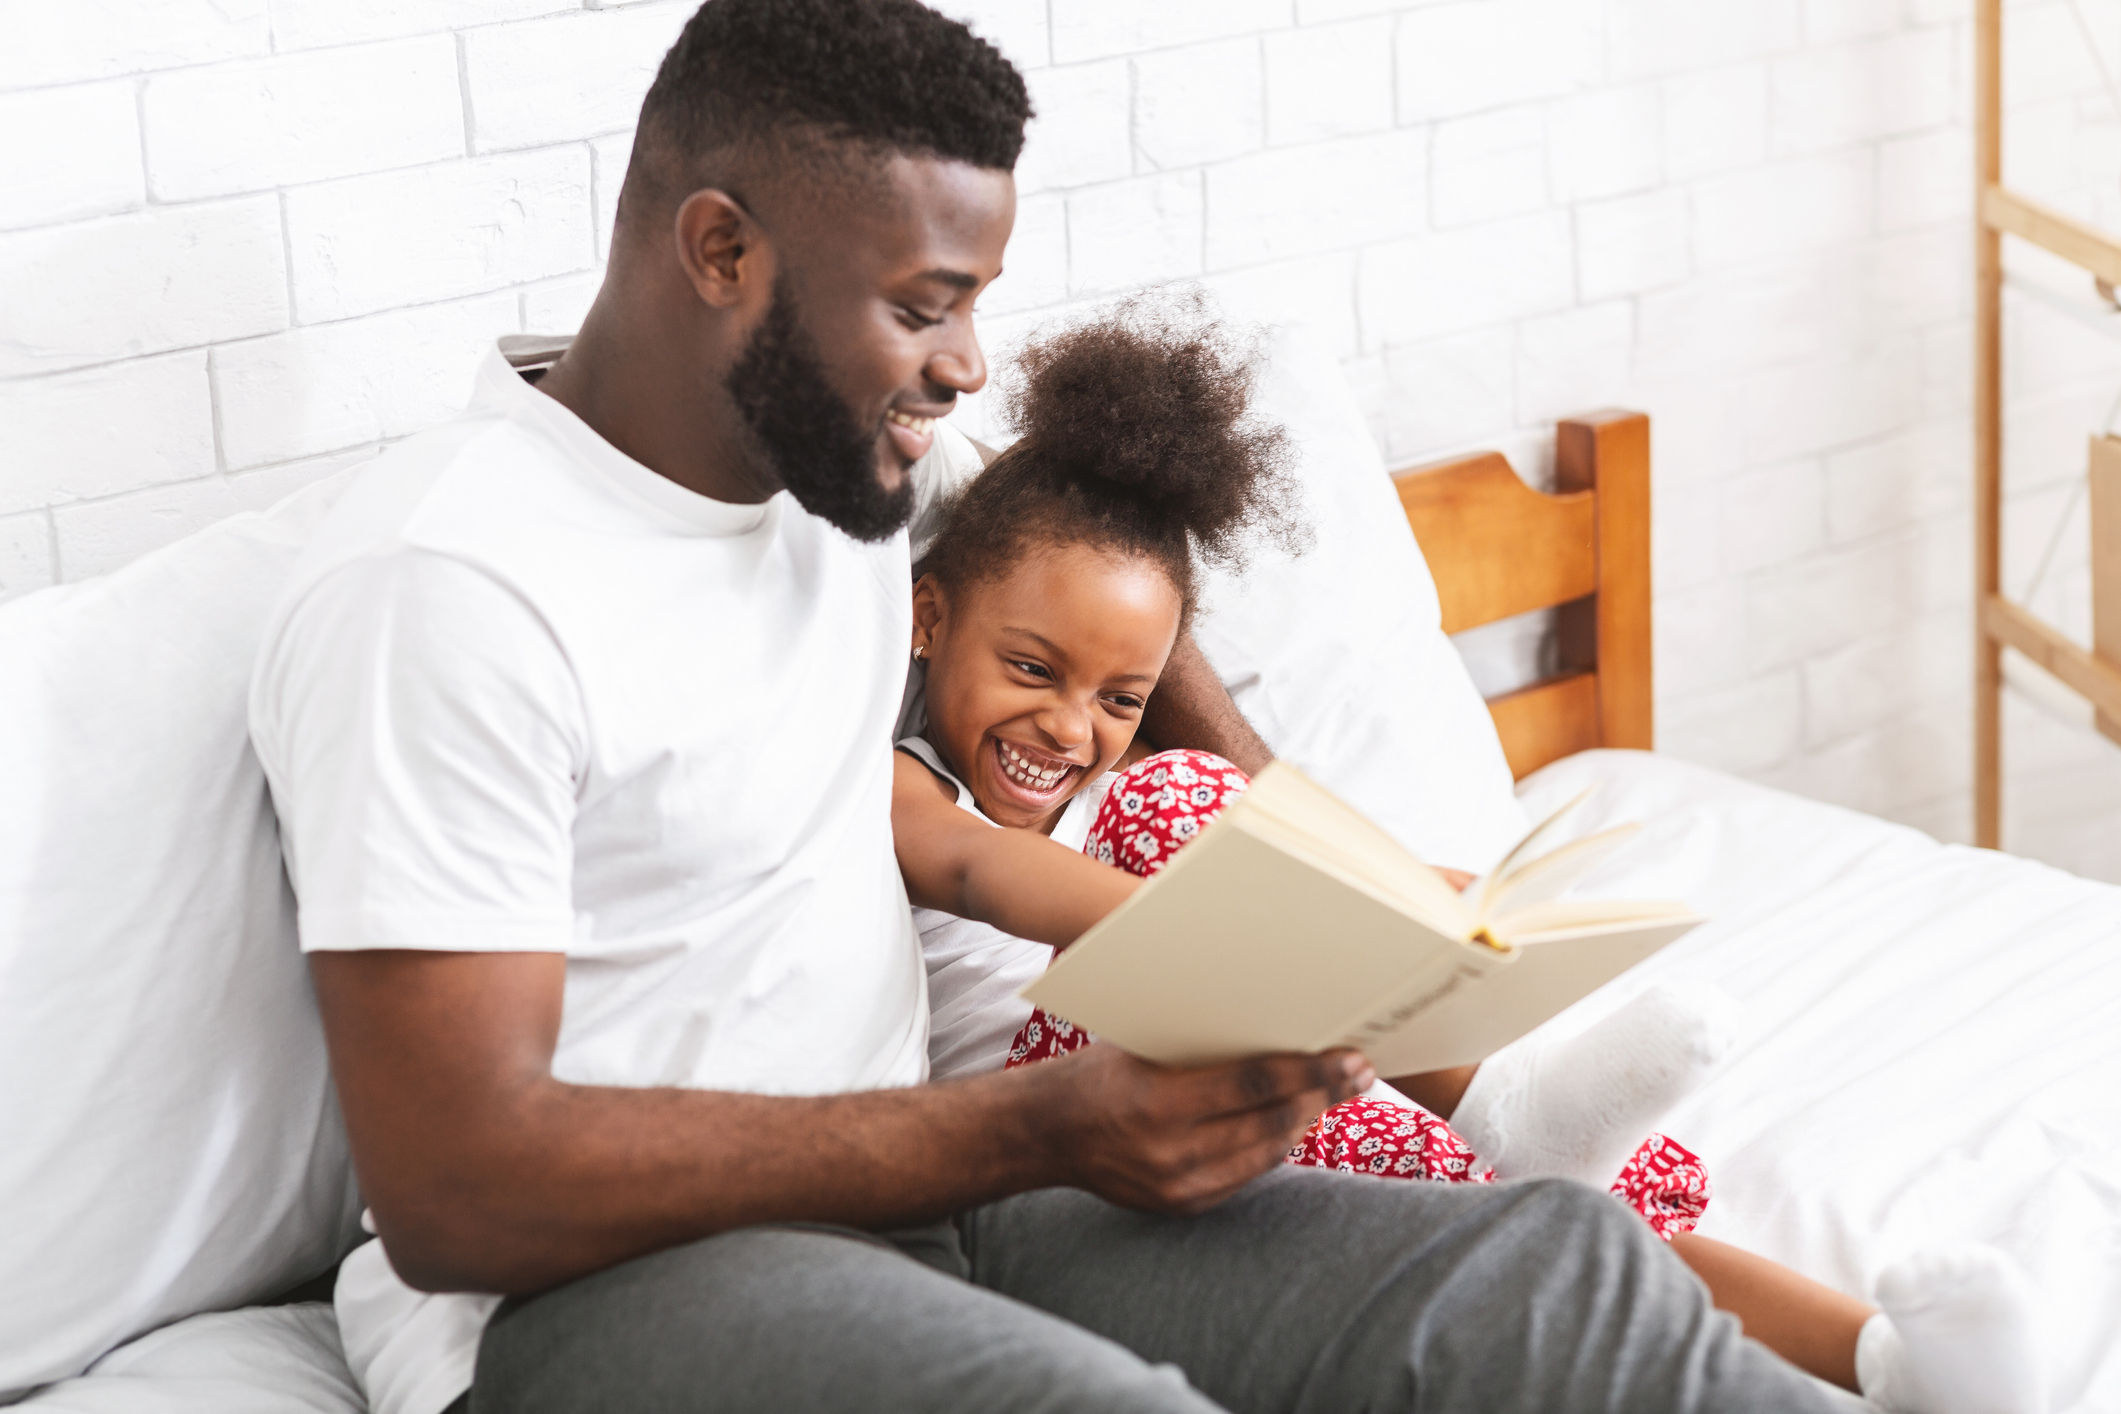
[920,290,1301,622]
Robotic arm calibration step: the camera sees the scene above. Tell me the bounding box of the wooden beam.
[1558,411,1654,752]
[1982,185,2121,287]
[1486,672,1602,781]
[1983,595,2121,725]
[1974,0,2003,848]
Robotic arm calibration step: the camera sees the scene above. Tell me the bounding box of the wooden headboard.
[1392,411,1653,780]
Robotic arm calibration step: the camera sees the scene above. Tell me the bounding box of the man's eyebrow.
[915,267,980,290]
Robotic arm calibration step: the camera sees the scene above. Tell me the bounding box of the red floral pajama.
[1004,748,1709,1241]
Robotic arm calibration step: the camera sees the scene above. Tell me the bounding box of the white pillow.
[908,323,1526,874]
[0,473,366,1399]
[1190,324,1526,873]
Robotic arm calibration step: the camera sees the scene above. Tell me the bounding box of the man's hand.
[1021,1043,1374,1214]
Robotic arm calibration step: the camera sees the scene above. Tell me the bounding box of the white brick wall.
[2,0,2118,874]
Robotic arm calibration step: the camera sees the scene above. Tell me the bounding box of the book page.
[1237,765,1475,936]
[1473,787,1593,920]
[1482,823,1642,922]
[1022,813,1488,1065]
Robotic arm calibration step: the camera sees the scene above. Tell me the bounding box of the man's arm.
[313,950,1372,1297]
[1141,630,1273,776]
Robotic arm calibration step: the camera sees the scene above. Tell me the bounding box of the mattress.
[25,749,2119,1411]
[1518,750,2121,1413]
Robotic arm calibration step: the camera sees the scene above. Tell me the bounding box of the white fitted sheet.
[1517,751,2121,1412]
[27,749,2118,1411]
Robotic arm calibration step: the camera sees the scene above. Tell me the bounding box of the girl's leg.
[1669,1233,1871,1390]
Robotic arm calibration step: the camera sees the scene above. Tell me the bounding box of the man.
[251,3,1835,1411]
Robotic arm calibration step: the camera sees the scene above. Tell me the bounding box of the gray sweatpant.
[455,1167,1833,1414]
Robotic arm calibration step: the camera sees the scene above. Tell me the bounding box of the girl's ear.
[910,574,946,656]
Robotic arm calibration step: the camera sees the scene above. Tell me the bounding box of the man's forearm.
[313,950,1366,1301]
[1141,630,1273,776]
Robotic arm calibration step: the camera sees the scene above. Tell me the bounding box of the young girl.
[889,299,2045,1414]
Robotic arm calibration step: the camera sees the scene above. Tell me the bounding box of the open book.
[1021,763,1701,1076]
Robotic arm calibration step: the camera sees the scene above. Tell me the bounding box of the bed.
[16,411,2120,1412]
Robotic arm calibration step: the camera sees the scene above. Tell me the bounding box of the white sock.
[1857,1245,2046,1414]
[1448,982,1736,1183]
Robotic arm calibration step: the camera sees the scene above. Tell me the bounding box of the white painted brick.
[1743,537,1914,670]
[1380,329,1514,461]
[1740,341,1922,464]
[213,293,520,470]
[1653,578,1751,698]
[464,6,691,152]
[522,271,606,335]
[1610,0,1802,82]
[0,82,143,232]
[1575,188,1691,302]
[1826,423,1971,544]
[1823,229,1968,343]
[1661,669,1804,774]
[1663,63,1768,180]
[1514,301,1633,426]
[286,148,594,324]
[982,192,1068,315]
[1640,375,1753,487]
[1769,30,1953,157]
[0,354,215,515]
[1295,0,1405,19]
[1066,173,1204,296]
[1052,0,1288,64]
[1263,19,1396,147]
[1547,85,1661,203]
[1016,61,1133,194]
[1432,107,1547,228]
[937,0,1051,70]
[1134,38,1265,170]
[1803,610,1967,746]
[1919,322,1972,422]
[1637,262,1828,383]
[1760,703,1969,820]
[1719,457,1827,573]
[0,0,269,90]
[1357,211,1574,347]
[1397,0,1599,123]
[0,513,55,604]
[0,198,287,379]
[269,0,576,52]
[53,452,371,584]
[1801,0,1904,44]
[593,132,635,261]
[1201,253,1362,360]
[2005,3,2106,104]
[1653,480,1721,593]
[1692,150,1874,271]
[1205,129,1426,268]
[143,38,464,202]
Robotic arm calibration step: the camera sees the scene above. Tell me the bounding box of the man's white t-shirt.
[249,350,928,1414]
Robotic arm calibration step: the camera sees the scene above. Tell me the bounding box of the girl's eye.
[1106,695,1145,712]
[1011,659,1052,680]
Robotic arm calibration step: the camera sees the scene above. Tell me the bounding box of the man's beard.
[724,279,915,543]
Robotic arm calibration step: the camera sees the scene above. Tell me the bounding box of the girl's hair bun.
[920,288,1302,623]
[996,287,1296,570]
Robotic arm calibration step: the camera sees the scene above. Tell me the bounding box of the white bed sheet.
[27,749,2118,1412]
[1518,751,2121,1413]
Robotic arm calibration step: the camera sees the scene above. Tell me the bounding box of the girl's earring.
[912,645,925,661]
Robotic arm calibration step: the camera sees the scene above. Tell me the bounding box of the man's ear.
[673,189,769,309]
[911,574,947,655]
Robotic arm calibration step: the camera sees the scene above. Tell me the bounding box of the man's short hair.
[631,0,1032,214]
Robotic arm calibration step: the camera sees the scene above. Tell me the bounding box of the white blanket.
[1519,751,2121,1412]
[27,749,2119,1410]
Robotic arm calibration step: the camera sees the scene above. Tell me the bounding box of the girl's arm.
[892,751,1140,949]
